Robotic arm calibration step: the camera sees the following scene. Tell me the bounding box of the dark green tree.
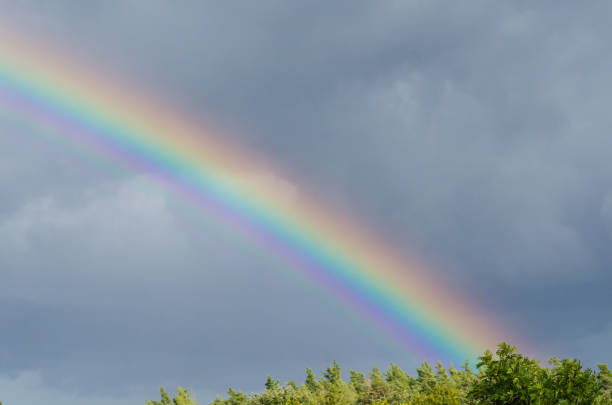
[265,376,280,390]
[545,357,600,404]
[469,342,548,404]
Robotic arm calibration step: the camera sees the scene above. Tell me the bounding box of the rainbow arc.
[0,26,513,363]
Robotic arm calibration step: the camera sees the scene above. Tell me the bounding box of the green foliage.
[450,360,477,394]
[150,343,610,405]
[469,343,605,405]
[320,360,353,405]
[368,366,389,402]
[384,364,416,404]
[545,357,600,404]
[349,370,368,404]
[469,342,549,404]
[146,387,199,405]
[415,362,436,394]
[599,364,612,391]
[323,360,342,386]
[266,376,281,390]
[595,364,612,405]
[306,368,321,393]
[409,383,461,405]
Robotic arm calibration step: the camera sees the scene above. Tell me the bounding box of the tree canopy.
[145,343,610,405]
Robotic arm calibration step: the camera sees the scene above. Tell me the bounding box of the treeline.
[146,343,612,405]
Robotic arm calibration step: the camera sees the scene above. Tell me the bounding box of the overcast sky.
[1,1,612,404]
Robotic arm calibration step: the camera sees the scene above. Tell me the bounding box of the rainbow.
[0,27,511,363]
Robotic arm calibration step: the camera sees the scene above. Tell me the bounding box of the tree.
[410,383,461,405]
[146,343,607,405]
[416,362,436,393]
[385,363,414,387]
[434,361,450,385]
[596,364,612,404]
[384,363,415,404]
[545,357,600,405]
[598,364,612,397]
[225,387,248,405]
[146,387,198,405]
[320,360,353,405]
[449,360,477,394]
[305,367,321,393]
[160,387,173,405]
[349,370,368,405]
[469,342,548,404]
[266,376,280,390]
[174,387,199,405]
[323,360,342,386]
[368,366,390,402]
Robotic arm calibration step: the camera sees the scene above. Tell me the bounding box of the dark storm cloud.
[1,1,612,403]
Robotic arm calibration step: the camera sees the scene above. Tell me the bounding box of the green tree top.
[546,357,600,404]
[323,359,343,386]
[598,364,612,391]
[153,342,610,405]
[305,367,320,393]
[469,342,548,404]
[146,387,198,405]
[264,376,280,390]
[416,362,436,393]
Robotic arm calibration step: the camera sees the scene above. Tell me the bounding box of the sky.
[1,1,612,404]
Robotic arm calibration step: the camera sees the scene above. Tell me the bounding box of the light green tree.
[409,383,461,405]
[349,370,368,405]
[434,361,450,385]
[146,387,198,405]
[225,387,248,405]
[597,363,612,404]
[384,363,416,404]
[449,360,477,394]
[141,343,608,405]
[416,362,436,394]
[320,360,353,405]
[368,366,389,402]
[305,368,320,393]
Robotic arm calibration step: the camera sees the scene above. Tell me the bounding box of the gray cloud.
[1,1,612,403]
